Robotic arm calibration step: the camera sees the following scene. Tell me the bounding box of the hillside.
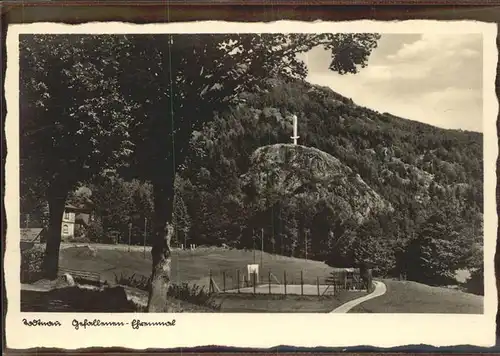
[178,78,483,286]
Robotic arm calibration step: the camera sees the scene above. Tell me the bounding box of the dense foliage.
[85,178,154,244]
[20,34,380,298]
[20,35,136,277]
[176,79,484,283]
[21,245,45,283]
[113,273,221,310]
[19,33,482,299]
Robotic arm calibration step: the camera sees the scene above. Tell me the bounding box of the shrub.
[114,273,149,290]
[113,273,221,311]
[464,268,484,296]
[86,220,106,243]
[168,283,220,311]
[402,233,466,286]
[74,225,85,238]
[21,245,45,283]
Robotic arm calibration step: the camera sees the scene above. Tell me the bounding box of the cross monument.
[290,115,300,145]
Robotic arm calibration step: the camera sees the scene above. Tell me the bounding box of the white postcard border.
[5,20,499,349]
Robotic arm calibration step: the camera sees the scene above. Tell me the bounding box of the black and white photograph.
[4,20,498,349]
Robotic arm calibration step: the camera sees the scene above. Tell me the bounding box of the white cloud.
[362,64,431,81]
[387,34,481,63]
[303,33,483,132]
[460,48,480,58]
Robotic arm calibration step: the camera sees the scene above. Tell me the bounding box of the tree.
[67,186,93,209]
[86,177,154,244]
[20,35,135,278]
[172,178,191,248]
[89,177,131,242]
[403,211,473,285]
[128,180,155,245]
[352,217,396,276]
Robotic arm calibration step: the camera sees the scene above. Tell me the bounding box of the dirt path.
[330,281,387,313]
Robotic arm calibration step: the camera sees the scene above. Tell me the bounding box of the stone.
[241,143,393,224]
[62,273,76,287]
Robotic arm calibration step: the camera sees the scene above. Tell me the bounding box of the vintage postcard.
[4,20,498,349]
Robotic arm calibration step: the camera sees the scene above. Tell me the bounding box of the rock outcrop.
[242,143,392,223]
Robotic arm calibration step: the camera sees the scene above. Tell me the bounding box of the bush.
[74,225,85,238]
[86,220,105,243]
[402,234,465,286]
[113,273,221,311]
[464,268,484,296]
[21,245,45,283]
[114,273,149,290]
[168,283,220,310]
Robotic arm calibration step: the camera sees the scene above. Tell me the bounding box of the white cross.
[290,115,300,145]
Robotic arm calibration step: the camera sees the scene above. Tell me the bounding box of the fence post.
[209,269,213,293]
[269,271,271,294]
[284,271,287,296]
[344,273,347,290]
[301,270,304,296]
[317,276,320,297]
[237,269,240,293]
[223,271,226,292]
[253,272,257,294]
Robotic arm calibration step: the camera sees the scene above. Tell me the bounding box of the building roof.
[20,228,44,242]
[75,212,91,226]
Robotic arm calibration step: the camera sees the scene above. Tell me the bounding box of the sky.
[302,33,483,132]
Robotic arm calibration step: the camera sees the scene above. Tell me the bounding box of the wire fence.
[208,268,369,296]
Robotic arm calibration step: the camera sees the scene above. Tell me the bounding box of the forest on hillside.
[19,34,483,297]
[23,78,484,292]
[177,79,483,288]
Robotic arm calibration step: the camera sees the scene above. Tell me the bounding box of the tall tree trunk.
[43,183,68,280]
[147,181,174,312]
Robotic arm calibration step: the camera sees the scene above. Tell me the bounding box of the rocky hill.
[178,77,483,285]
[242,143,393,225]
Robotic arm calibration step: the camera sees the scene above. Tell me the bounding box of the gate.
[325,268,365,293]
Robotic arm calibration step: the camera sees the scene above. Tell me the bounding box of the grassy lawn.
[213,290,368,313]
[59,245,336,290]
[349,279,483,314]
[29,245,485,314]
[22,244,365,313]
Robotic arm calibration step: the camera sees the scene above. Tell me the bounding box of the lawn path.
[330,281,387,313]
